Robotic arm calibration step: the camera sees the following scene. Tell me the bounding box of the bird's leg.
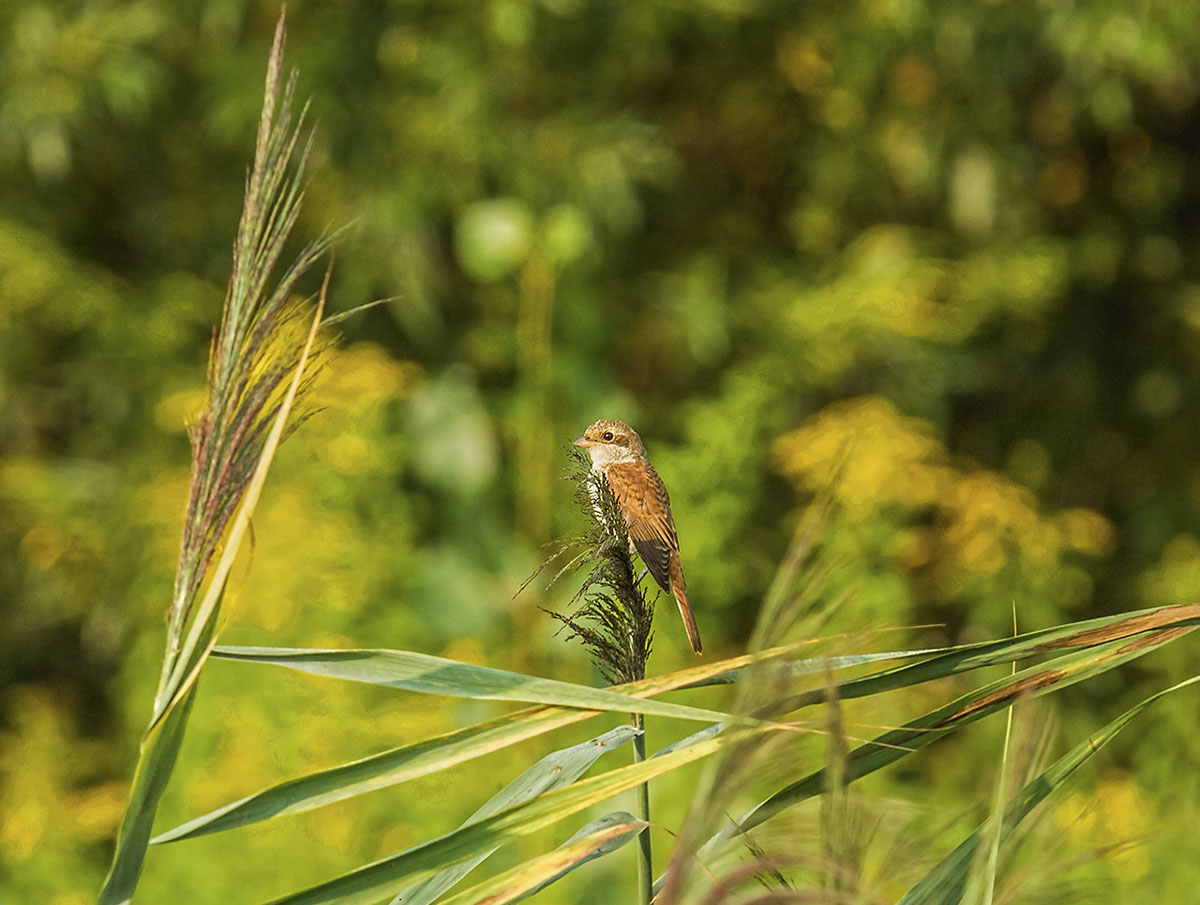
[635,566,649,586]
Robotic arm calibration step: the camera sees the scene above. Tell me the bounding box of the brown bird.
[574,419,702,653]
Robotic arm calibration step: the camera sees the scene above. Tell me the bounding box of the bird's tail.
[669,553,702,654]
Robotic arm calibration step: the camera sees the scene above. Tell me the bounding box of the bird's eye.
[602,431,614,441]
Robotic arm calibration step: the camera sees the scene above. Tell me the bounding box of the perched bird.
[573,419,702,653]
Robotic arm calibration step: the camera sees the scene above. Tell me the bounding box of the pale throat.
[586,443,641,472]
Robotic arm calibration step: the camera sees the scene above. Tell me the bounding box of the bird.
[573,419,702,653]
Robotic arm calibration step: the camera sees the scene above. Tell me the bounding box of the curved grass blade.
[211,646,733,724]
[97,688,197,905]
[387,727,639,905]
[440,812,644,905]
[681,644,944,689]
[100,16,334,901]
[751,603,1200,718]
[262,728,742,905]
[153,707,598,844]
[697,622,1196,859]
[155,657,762,845]
[162,606,1200,850]
[899,674,1200,905]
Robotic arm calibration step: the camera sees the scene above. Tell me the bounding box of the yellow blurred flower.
[442,638,486,666]
[773,395,1114,601]
[312,342,421,415]
[0,793,45,860]
[0,687,116,863]
[49,894,91,905]
[1138,533,1200,606]
[68,781,128,841]
[1058,508,1118,557]
[1056,769,1151,881]
[326,431,378,476]
[773,396,949,513]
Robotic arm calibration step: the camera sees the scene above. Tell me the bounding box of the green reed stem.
[632,711,653,904]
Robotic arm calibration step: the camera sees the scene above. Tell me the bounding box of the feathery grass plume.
[154,16,334,716]
[543,446,655,685]
[100,14,334,904]
[533,445,659,903]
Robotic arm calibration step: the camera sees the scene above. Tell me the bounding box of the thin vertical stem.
[632,710,653,905]
[980,605,1020,905]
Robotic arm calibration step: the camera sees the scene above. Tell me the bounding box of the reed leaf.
[97,689,197,905]
[155,648,771,844]
[262,729,740,905]
[751,603,1200,718]
[438,812,645,905]
[386,726,639,905]
[163,605,1200,847]
[700,620,1196,857]
[209,645,734,724]
[899,674,1200,905]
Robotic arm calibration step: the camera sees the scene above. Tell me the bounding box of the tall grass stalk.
[153,15,333,722]
[632,711,654,904]
[538,447,658,902]
[99,14,333,903]
[976,604,1021,905]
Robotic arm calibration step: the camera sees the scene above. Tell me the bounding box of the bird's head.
[573,419,645,467]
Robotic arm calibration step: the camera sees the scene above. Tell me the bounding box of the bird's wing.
[605,461,678,592]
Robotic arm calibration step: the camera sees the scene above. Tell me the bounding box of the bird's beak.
[573,436,594,448]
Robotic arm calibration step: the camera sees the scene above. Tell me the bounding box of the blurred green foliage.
[3,0,1200,901]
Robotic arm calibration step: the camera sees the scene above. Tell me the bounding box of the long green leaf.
[98,689,197,905]
[160,606,1200,848]
[102,297,322,898]
[755,603,1200,718]
[698,622,1195,858]
[101,594,219,902]
[263,728,740,905]
[154,706,596,844]
[899,674,1200,905]
[155,652,764,844]
[211,645,733,724]
[684,646,943,688]
[440,812,644,905]
[388,726,639,905]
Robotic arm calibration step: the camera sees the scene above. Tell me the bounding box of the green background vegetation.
[3,0,1200,902]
